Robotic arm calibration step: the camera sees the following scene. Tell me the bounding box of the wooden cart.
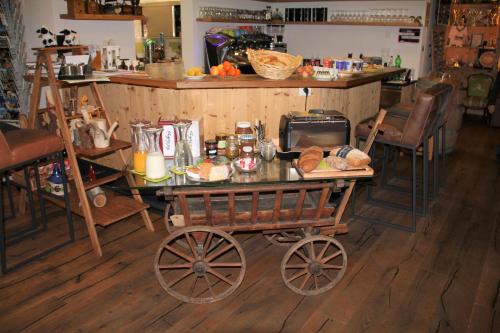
[154,111,386,304]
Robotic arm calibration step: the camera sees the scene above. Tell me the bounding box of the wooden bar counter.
[93,68,403,166]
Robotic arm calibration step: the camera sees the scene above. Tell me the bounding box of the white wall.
[183,0,430,78]
[22,0,137,61]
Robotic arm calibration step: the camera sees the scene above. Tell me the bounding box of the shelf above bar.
[196,17,422,27]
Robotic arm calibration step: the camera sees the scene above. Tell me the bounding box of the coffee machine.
[204,30,273,74]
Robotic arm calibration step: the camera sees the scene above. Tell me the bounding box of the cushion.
[355,114,406,144]
[0,129,64,171]
[463,95,488,109]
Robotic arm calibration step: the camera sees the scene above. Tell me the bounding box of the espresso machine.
[204,31,274,74]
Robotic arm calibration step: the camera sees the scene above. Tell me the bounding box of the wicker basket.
[247,49,303,80]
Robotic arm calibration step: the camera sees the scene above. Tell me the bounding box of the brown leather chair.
[386,82,455,196]
[0,129,74,273]
[354,85,448,232]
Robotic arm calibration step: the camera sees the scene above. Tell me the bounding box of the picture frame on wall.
[471,33,483,48]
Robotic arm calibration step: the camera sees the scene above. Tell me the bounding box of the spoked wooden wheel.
[264,230,303,247]
[281,235,347,296]
[163,203,176,234]
[154,226,246,304]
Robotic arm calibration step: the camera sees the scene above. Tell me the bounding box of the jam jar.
[239,134,255,158]
[205,139,218,158]
[235,121,252,141]
[215,133,227,156]
[225,134,239,160]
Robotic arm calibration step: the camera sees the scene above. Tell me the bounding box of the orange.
[218,69,226,77]
[223,61,232,71]
[228,68,236,76]
[210,66,219,76]
[217,64,224,72]
[235,69,241,76]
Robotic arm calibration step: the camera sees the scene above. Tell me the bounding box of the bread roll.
[298,147,324,172]
[329,145,371,167]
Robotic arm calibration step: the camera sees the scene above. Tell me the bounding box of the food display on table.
[295,145,373,178]
[326,146,371,170]
[186,157,233,182]
[296,65,314,78]
[297,146,324,172]
[210,61,241,77]
[233,157,261,173]
[247,49,302,80]
[185,67,206,80]
[362,63,384,73]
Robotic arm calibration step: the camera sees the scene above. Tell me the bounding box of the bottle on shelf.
[389,56,394,67]
[265,6,272,21]
[395,55,402,68]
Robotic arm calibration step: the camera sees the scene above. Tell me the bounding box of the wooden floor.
[0,118,499,333]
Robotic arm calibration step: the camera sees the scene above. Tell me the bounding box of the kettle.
[90,121,119,148]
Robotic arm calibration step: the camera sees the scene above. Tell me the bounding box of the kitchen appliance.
[279,109,350,153]
[204,31,274,74]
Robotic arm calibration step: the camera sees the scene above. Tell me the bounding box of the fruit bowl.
[233,157,261,173]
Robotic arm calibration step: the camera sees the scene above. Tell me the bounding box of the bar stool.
[0,129,75,274]
[354,89,442,232]
[384,82,454,197]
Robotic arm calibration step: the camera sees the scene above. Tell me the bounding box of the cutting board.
[293,159,373,179]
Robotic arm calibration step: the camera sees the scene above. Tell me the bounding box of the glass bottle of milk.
[145,126,167,179]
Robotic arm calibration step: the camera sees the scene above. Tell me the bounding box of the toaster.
[279,109,350,152]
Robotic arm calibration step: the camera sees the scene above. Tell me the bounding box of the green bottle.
[394,55,402,68]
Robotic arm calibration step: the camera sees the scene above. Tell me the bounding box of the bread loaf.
[298,146,324,172]
[329,146,371,167]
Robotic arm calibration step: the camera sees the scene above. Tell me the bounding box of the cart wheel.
[264,231,303,247]
[281,235,347,296]
[163,203,176,234]
[154,226,246,304]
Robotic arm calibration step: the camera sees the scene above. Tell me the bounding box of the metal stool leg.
[23,167,37,229]
[0,175,6,274]
[58,152,75,241]
[33,161,48,230]
[433,129,439,197]
[6,176,15,219]
[411,148,417,232]
[423,140,429,216]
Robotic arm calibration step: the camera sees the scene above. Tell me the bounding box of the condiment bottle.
[216,133,227,155]
[235,121,252,142]
[239,134,255,158]
[205,139,217,158]
[225,134,239,160]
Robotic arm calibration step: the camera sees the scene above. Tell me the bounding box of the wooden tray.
[293,159,373,179]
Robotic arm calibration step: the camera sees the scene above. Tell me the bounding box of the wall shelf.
[60,13,144,21]
[196,17,422,27]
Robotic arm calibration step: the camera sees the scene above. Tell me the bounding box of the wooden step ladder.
[27,45,154,256]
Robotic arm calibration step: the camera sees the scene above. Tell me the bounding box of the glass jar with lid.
[235,121,253,141]
[239,134,255,158]
[225,134,239,160]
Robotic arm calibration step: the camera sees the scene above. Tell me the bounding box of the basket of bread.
[296,145,373,178]
[247,49,303,80]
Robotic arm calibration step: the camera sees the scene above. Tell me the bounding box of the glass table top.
[128,158,368,190]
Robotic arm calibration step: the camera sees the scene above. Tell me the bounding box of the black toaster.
[279,109,350,152]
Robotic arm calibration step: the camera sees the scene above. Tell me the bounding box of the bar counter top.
[108,67,404,90]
